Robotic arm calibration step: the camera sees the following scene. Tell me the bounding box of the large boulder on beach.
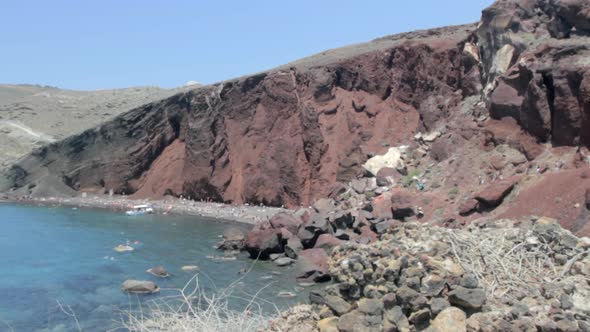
[217,227,246,250]
[295,248,330,282]
[245,228,282,259]
[269,213,302,235]
[121,280,159,294]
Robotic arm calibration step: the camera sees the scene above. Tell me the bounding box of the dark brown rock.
[314,234,343,251]
[475,179,516,210]
[295,248,330,282]
[459,198,479,216]
[245,228,282,259]
[390,188,416,220]
[269,213,301,235]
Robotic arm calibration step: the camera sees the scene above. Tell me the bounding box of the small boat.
[125,205,154,216]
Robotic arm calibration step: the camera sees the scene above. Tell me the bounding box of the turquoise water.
[0,204,306,332]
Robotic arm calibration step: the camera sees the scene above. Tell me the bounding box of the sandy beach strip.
[2,194,289,225]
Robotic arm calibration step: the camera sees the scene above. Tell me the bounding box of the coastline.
[1,194,287,225]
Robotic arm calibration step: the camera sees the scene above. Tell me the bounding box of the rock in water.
[147,266,169,278]
[121,280,159,294]
[223,227,245,241]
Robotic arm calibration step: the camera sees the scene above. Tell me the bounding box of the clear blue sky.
[1,1,494,90]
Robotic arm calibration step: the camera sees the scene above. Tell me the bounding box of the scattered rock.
[358,298,383,316]
[325,295,352,316]
[318,316,339,332]
[474,179,516,210]
[296,248,330,282]
[121,280,159,294]
[245,228,281,259]
[448,286,486,310]
[275,257,295,266]
[314,234,343,251]
[147,266,169,278]
[285,238,304,259]
[427,307,467,332]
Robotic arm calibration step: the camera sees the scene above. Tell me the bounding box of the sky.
[1,0,495,91]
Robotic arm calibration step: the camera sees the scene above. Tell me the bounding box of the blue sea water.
[0,203,306,332]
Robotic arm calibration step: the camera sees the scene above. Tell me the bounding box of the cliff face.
[1,25,478,206]
[2,0,590,215]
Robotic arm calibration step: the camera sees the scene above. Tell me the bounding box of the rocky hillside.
[0,84,195,170]
[2,0,590,236]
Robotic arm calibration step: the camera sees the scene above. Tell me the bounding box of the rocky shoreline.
[1,194,287,225]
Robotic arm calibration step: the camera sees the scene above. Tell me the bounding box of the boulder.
[314,234,343,251]
[121,280,159,294]
[429,298,450,316]
[245,228,282,259]
[458,198,479,216]
[147,266,169,278]
[428,307,467,332]
[585,188,590,210]
[384,306,410,331]
[337,310,363,332]
[363,147,402,176]
[351,179,368,194]
[298,227,319,248]
[376,167,397,187]
[448,286,486,310]
[359,225,378,244]
[390,188,416,220]
[285,237,303,259]
[275,257,295,267]
[330,210,354,229]
[324,295,352,315]
[313,198,335,215]
[474,180,515,210]
[269,213,301,235]
[358,298,383,316]
[306,214,332,234]
[295,248,330,282]
[223,227,245,242]
[318,317,339,332]
[396,285,428,312]
[371,193,393,219]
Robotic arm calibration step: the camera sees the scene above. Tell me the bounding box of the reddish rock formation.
[0,24,479,207]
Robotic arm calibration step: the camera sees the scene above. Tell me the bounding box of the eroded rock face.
[479,0,590,147]
[0,24,478,207]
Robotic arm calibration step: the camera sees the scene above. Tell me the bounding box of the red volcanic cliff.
[1,24,479,207]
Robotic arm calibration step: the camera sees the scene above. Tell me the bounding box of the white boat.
[125,205,154,216]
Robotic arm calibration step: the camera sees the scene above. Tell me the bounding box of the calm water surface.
[0,204,306,331]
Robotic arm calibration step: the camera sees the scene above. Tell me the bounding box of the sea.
[0,203,306,331]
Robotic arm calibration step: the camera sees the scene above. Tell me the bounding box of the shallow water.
[0,204,307,332]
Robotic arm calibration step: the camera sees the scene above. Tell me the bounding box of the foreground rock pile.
[266,217,590,331]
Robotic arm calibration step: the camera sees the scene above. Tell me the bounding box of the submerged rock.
[147,266,169,278]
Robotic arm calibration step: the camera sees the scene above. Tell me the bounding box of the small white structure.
[125,205,154,216]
